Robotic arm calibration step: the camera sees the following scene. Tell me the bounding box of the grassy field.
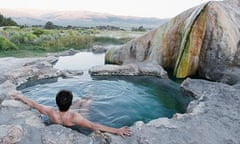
[0,26,145,57]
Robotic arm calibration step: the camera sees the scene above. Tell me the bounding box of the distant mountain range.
[0,8,168,29]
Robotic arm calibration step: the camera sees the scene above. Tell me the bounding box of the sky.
[0,0,215,18]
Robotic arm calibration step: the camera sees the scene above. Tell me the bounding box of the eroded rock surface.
[0,0,240,143]
[41,125,91,144]
[105,0,240,84]
[89,62,167,78]
[0,125,23,144]
[91,45,108,54]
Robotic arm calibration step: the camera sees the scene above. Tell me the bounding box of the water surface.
[19,52,190,128]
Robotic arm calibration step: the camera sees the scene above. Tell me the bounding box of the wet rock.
[0,90,7,105]
[90,131,112,144]
[25,115,45,128]
[0,75,6,84]
[91,45,108,53]
[137,62,168,78]
[0,56,61,86]
[0,57,39,75]
[51,49,79,57]
[23,56,58,66]
[0,125,23,144]
[89,64,138,76]
[61,70,84,78]
[89,62,167,78]
[0,81,17,104]
[134,121,144,130]
[1,100,30,109]
[41,125,91,144]
[45,56,59,65]
[0,92,7,105]
[146,118,177,129]
[14,110,45,128]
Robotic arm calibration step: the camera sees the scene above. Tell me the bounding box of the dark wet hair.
[56,90,73,112]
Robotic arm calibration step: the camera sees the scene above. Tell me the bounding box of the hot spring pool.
[18,52,191,128]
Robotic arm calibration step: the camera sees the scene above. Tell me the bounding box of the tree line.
[0,13,18,26]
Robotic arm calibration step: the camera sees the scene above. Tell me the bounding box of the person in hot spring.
[12,90,132,138]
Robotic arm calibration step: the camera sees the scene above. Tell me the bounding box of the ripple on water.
[19,76,191,128]
[18,52,191,128]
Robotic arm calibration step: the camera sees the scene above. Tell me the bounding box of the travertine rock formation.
[105,0,240,84]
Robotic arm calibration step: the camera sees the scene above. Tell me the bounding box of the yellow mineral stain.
[175,5,207,78]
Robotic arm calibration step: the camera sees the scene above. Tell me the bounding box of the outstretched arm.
[92,123,132,138]
[12,94,53,115]
[72,113,132,138]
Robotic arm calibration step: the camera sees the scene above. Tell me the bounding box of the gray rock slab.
[41,125,92,144]
[0,125,24,144]
[89,62,168,78]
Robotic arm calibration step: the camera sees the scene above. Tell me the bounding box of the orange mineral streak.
[162,17,185,68]
[188,7,207,75]
[175,6,207,78]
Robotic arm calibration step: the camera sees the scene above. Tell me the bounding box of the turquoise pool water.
[18,52,190,128]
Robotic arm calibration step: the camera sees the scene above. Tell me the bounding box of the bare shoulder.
[47,106,56,112]
[72,111,84,119]
[71,111,85,123]
[42,106,57,115]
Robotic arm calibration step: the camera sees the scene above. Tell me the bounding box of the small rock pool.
[18,52,191,129]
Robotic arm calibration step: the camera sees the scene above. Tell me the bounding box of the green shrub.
[33,29,45,37]
[93,36,131,45]
[42,33,93,52]
[9,32,24,44]
[0,27,134,57]
[0,37,18,50]
[23,33,38,43]
[9,31,37,44]
[3,26,20,31]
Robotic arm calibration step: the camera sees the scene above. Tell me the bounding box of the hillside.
[0,8,168,28]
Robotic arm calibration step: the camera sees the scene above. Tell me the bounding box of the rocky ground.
[0,55,239,144]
